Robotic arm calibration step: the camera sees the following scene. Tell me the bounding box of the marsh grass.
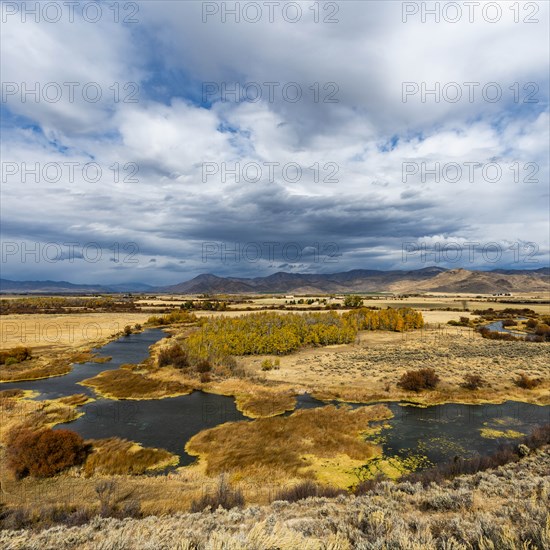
[83,438,178,476]
[186,404,392,481]
[58,393,92,406]
[199,378,298,418]
[80,368,191,399]
[0,394,86,444]
[0,389,25,399]
[0,349,110,383]
[234,390,296,418]
[0,357,72,382]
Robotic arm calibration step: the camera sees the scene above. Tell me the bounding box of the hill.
[0,279,154,294]
[1,267,548,295]
[161,267,549,294]
[2,448,548,549]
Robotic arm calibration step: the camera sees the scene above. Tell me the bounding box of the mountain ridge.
[161,266,549,294]
[1,267,548,294]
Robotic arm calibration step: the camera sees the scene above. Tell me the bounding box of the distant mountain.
[160,267,448,294]
[490,267,550,276]
[159,266,549,294]
[388,268,549,294]
[105,283,156,293]
[0,279,154,294]
[2,266,548,295]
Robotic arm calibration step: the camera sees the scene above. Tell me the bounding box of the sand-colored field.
[244,324,549,406]
[0,312,152,382]
[0,312,151,352]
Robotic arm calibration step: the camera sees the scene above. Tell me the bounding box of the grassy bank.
[186,404,392,487]
[1,447,548,549]
[79,368,192,400]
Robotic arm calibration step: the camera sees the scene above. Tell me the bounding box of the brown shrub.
[461,374,485,390]
[0,346,32,365]
[534,323,550,340]
[353,474,386,495]
[157,344,189,369]
[195,359,212,373]
[6,427,89,479]
[190,474,244,512]
[274,480,345,502]
[398,368,440,392]
[514,373,542,390]
[478,328,521,341]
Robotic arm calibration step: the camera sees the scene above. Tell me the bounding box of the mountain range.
[1,266,549,295]
[0,279,154,294]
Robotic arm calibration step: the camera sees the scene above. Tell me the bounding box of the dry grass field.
[1,447,548,549]
[0,312,151,382]
[0,312,151,352]
[144,317,548,412]
[252,324,550,407]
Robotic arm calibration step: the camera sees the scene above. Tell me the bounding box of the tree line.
[180,308,424,363]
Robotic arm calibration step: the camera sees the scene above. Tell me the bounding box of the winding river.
[1,329,547,469]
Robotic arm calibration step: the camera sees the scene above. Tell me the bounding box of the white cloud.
[1,1,548,283]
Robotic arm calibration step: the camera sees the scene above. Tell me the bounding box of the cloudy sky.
[1,0,548,285]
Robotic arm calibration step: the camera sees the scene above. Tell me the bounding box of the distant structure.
[492,292,513,296]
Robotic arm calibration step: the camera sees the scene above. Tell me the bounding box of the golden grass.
[204,378,297,418]
[83,438,179,476]
[57,393,94,406]
[186,404,392,486]
[0,349,111,383]
[0,312,151,351]
[80,368,192,400]
[479,428,525,439]
[0,388,28,399]
[0,356,73,382]
[233,390,296,418]
[0,312,150,382]
[249,325,549,406]
[0,393,89,444]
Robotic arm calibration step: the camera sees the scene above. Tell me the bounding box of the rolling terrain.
[161,267,550,295]
[2,267,548,295]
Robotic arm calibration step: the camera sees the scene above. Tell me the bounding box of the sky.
[1,0,549,285]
